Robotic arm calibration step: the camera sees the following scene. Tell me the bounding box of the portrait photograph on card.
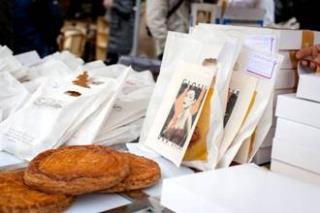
[196,10,212,25]
[191,3,217,27]
[159,81,207,149]
[143,61,215,166]
[224,89,240,127]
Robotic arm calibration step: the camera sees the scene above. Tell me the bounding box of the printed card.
[144,61,214,166]
[246,52,278,79]
[191,3,217,27]
[245,35,277,53]
[236,47,280,79]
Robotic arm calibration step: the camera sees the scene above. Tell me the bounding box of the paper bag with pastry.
[0,70,119,160]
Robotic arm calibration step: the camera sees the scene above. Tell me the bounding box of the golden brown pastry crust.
[24,145,130,195]
[0,170,73,213]
[101,153,161,193]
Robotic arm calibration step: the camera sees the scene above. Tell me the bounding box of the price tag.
[246,53,277,79]
[245,35,276,53]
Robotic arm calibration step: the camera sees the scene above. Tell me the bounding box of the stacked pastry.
[0,145,161,213]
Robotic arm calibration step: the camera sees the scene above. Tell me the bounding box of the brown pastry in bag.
[24,145,130,195]
[0,170,73,213]
[101,153,161,193]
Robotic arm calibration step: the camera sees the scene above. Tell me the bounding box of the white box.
[222,8,265,27]
[161,164,320,213]
[275,69,297,89]
[279,50,297,69]
[253,146,272,165]
[276,94,320,129]
[297,74,320,103]
[271,159,320,185]
[273,89,295,108]
[275,118,320,148]
[278,30,303,50]
[278,29,320,50]
[272,138,320,174]
[272,90,295,126]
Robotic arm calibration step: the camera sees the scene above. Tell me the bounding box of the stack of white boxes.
[253,29,320,165]
[271,70,320,185]
[271,94,320,185]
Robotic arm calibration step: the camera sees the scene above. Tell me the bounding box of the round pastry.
[101,153,161,193]
[0,170,73,213]
[24,145,130,195]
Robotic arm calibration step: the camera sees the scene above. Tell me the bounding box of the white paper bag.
[66,67,131,145]
[27,59,72,80]
[140,32,204,145]
[218,47,283,168]
[0,72,29,121]
[193,24,282,168]
[22,77,46,94]
[0,56,27,80]
[0,109,3,122]
[197,24,279,53]
[44,51,84,71]
[140,31,225,145]
[96,118,144,146]
[15,51,41,67]
[101,92,152,133]
[0,71,118,160]
[0,46,28,80]
[96,67,155,145]
[183,29,242,170]
[0,46,13,58]
[218,72,257,164]
[144,61,215,166]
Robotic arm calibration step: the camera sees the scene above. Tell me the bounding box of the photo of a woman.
[159,82,206,148]
[196,10,212,25]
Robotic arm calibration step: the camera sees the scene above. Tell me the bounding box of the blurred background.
[1,0,319,64]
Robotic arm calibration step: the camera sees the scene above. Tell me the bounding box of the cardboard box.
[271,159,320,185]
[279,50,298,69]
[161,164,320,213]
[253,146,272,165]
[272,138,320,174]
[276,94,320,129]
[275,69,297,89]
[297,74,320,103]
